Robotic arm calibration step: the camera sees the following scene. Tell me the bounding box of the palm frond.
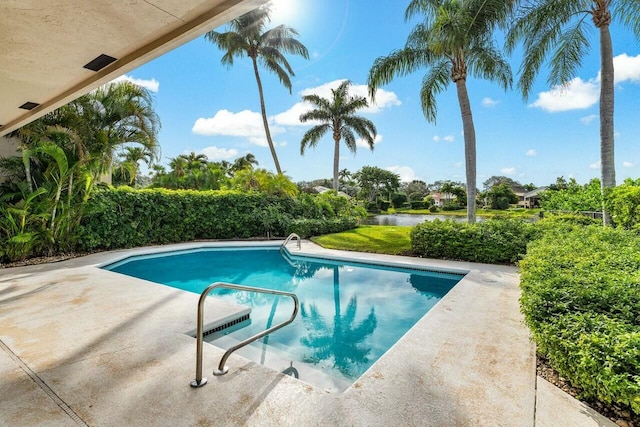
[368,48,434,99]
[300,124,331,154]
[419,59,451,123]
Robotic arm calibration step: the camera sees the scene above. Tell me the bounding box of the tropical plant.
[77,81,160,181]
[299,80,377,192]
[506,0,640,225]
[205,4,309,174]
[368,0,514,223]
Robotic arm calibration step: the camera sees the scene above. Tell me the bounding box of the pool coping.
[0,240,616,426]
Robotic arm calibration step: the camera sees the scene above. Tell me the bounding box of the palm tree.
[299,81,377,192]
[79,81,160,181]
[368,0,513,223]
[205,5,309,174]
[178,152,208,171]
[231,153,259,174]
[117,146,154,184]
[506,1,640,226]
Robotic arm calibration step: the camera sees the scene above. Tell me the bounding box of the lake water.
[362,213,481,226]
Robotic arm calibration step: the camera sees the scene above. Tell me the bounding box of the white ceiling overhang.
[0,0,267,137]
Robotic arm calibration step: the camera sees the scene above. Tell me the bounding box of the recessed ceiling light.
[19,102,40,110]
[84,54,117,72]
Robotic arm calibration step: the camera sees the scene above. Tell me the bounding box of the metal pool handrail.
[190,282,299,388]
[280,233,301,251]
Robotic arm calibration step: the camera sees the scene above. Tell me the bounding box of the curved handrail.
[280,233,301,251]
[190,282,299,387]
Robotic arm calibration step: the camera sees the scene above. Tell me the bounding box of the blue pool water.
[105,247,463,392]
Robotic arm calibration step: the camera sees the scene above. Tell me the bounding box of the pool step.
[185,306,252,337]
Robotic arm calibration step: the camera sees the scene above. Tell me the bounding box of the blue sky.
[116,0,640,187]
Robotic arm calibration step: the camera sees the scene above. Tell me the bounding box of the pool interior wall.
[104,245,464,392]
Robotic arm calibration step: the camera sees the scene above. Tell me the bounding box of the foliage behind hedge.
[520,226,640,413]
[77,187,356,251]
[410,218,539,264]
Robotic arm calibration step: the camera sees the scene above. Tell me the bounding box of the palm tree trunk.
[252,57,282,175]
[455,79,477,224]
[599,24,615,226]
[333,135,341,192]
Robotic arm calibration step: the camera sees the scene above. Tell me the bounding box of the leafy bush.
[77,188,358,251]
[410,200,424,210]
[442,202,464,211]
[428,205,439,213]
[391,192,408,208]
[606,178,640,229]
[411,218,539,264]
[520,226,640,413]
[540,178,602,212]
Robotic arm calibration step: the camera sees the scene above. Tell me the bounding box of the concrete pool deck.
[0,241,616,426]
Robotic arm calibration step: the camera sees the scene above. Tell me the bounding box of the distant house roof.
[523,187,548,198]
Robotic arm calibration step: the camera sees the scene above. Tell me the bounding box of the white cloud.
[272,101,315,126]
[386,165,418,182]
[580,114,597,125]
[454,162,463,168]
[531,53,640,113]
[481,97,499,107]
[111,74,159,92]
[356,134,383,148]
[589,160,601,169]
[196,146,238,161]
[531,77,599,112]
[526,149,537,157]
[433,134,454,142]
[623,161,634,168]
[192,109,285,147]
[501,167,516,176]
[612,53,640,84]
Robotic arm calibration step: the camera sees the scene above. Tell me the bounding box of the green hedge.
[78,188,356,251]
[410,218,539,264]
[520,226,640,413]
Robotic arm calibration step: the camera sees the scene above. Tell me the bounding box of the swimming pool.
[104,246,463,392]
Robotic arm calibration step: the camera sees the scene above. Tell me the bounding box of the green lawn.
[311,225,412,255]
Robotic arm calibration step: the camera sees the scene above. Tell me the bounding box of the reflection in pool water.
[105,247,462,392]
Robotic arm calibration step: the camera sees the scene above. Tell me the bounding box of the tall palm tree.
[506,1,640,226]
[368,0,514,223]
[206,5,309,174]
[299,81,377,192]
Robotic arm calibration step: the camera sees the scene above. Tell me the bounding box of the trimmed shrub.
[411,218,539,264]
[78,187,358,251]
[428,205,439,213]
[410,200,424,210]
[520,226,640,413]
[442,202,464,211]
